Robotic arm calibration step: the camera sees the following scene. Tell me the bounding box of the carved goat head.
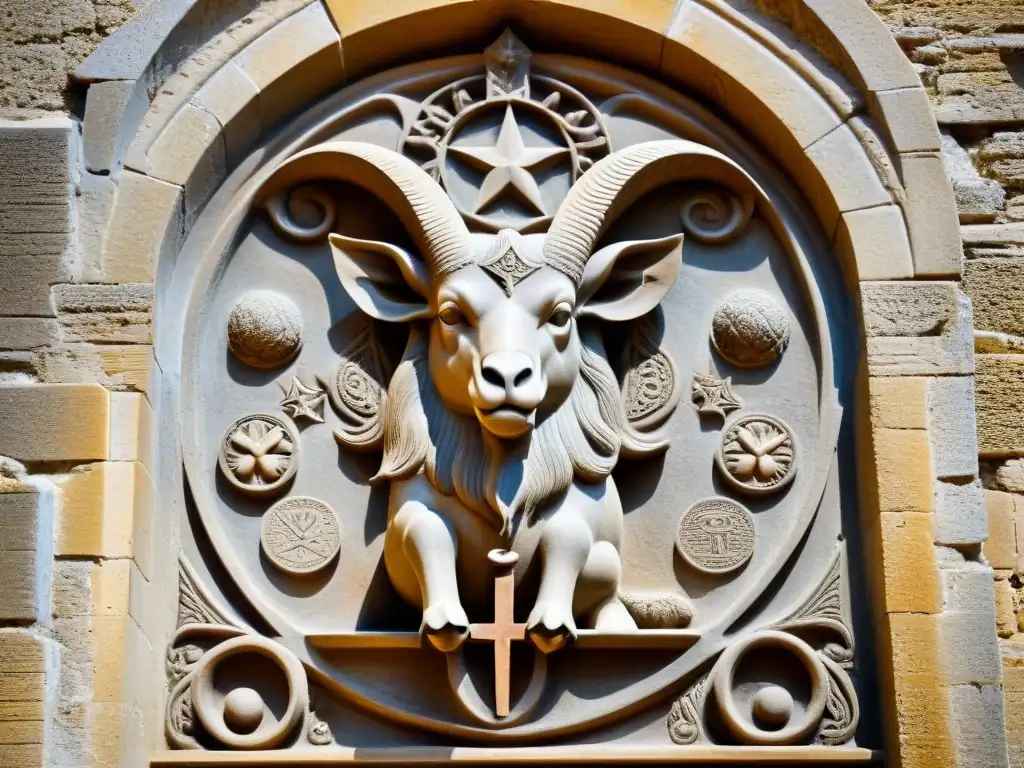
[259,140,757,441]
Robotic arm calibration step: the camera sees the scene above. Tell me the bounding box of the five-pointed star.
[448,105,568,216]
[279,376,326,424]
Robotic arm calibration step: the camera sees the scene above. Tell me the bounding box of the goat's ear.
[576,233,683,322]
[329,233,433,323]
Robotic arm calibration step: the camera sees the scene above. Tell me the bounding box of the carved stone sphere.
[227,291,303,369]
[710,289,790,368]
[223,686,265,734]
[751,684,793,729]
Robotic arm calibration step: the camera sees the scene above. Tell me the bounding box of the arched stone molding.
[66,2,1001,767]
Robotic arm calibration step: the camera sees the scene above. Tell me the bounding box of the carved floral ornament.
[180,29,856,757]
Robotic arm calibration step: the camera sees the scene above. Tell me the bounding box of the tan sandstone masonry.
[869,0,1024,763]
[0,0,1010,766]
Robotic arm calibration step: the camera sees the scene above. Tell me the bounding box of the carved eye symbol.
[438,303,464,326]
[548,303,572,328]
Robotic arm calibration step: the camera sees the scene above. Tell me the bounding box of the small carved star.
[448,105,568,216]
[691,373,742,419]
[279,377,326,424]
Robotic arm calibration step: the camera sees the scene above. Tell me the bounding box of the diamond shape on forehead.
[479,246,541,296]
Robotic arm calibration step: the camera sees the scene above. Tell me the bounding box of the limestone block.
[927,376,979,480]
[978,132,1024,191]
[963,257,1024,337]
[233,3,344,132]
[862,281,958,337]
[109,392,154,474]
[941,562,998,613]
[82,80,138,174]
[92,614,128,703]
[54,462,134,558]
[139,102,225,223]
[0,119,75,316]
[131,463,155,581]
[940,608,1003,685]
[866,290,974,376]
[934,70,1024,125]
[897,152,964,277]
[1005,666,1024,752]
[89,702,126,768]
[0,636,49,722]
[934,479,987,547]
[801,123,892,238]
[869,376,927,429]
[52,562,92,619]
[0,257,62,318]
[0,384,109,462]
[91,559,130,618]
[0,319,59,351]
[962,224,1024,248]
[103,170,183,283]
[191,61,262,168]
[0,493,43,552]
[0,553,46,623]
[870,87,941,154]
[940,133,1005,224]
[985,490,1018,570]
[77,173,116,283]
[52,283,153,345]
[872,512,942,613]
[835,206,914,282]
[873,429,934,513]
[995,578,1016,638]
[949,684,1010,768]
[975,355,1024,457]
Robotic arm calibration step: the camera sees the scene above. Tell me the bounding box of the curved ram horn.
[256,141,473,279]
[543,140,760,286]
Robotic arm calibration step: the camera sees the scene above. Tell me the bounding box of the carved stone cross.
[470,549,526,718]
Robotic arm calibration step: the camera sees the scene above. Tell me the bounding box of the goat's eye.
[548,303,572,328]
[438,303,464,326]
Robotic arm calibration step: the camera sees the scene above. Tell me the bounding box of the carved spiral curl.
[679,187,755,245]
[262,185,337,242]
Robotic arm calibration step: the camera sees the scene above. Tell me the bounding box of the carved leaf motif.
[776,546,854,664]
[819,656,860,745]
[666,673,708,745]
[166,677,199,750]
[176,559,233,630]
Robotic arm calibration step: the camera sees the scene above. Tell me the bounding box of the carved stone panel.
[171,29,866,760]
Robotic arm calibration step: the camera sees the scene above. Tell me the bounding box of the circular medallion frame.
[676,497,756,574]
[715,413,798,497]
[260,496,342,575]
[218,413,299,497]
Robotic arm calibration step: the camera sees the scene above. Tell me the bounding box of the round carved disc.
[227,290,303,370]
[676,497,756,574]
[260,496,341,575]
[715,413,797,496]
[218,413,298,497]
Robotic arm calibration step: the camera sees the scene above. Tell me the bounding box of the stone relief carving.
[227,290,303,369]
[675,497,756,575]
[711,289,791,368]
[260,496,341,575]
[217,413,298,496]
[716,413,797,496]
[176,28,861,755]
[691,372,742,420]
[278,377,326,425]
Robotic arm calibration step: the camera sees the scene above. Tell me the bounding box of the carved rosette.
[665,547,859,746]
[165,558,316,751]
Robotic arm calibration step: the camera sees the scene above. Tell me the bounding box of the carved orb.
[710,289,790,368]
[223,687,264,734]
[227,291,303,369]
[752,685,793,729]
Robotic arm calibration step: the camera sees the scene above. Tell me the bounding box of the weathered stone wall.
[870,0,1024,764]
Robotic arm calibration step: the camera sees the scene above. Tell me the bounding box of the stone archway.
[0,1,993,766]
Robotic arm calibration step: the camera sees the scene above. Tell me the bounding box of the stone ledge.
[0,384,110,463]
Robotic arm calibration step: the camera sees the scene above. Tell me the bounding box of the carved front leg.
[527,510,593,653]
[387,500,469,652]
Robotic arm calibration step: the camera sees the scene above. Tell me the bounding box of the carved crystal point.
[485,28,531,100]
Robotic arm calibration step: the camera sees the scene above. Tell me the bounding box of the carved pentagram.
[260,496,341,575]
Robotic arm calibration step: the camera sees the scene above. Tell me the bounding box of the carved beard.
[372,324,658,534]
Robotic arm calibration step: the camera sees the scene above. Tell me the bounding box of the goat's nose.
[481,351,534,392]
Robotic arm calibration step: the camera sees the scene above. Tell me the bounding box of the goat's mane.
[348,324,664,533]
